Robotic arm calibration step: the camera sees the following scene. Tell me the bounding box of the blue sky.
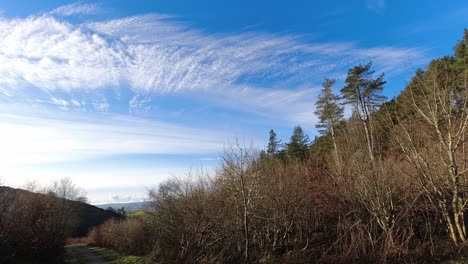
[0,0,466,204]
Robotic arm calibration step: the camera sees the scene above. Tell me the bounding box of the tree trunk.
[362,120,375,162]
[243,203,249,262]
[330,125,342,173]
[444,207,459,245]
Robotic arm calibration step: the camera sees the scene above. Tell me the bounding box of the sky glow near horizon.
[0,0,466,204]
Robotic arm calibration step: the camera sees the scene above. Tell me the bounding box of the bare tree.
[218,140,263,262]
[46,178,84,245]
[393,57,468,244]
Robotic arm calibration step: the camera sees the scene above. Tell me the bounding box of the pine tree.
[453,29,468,111]
[454,29,468,84]
[286,126,310,160]
[315,78,343,168]
[315,78,343,135]
[341,61,386,161]
[266,129,281,155]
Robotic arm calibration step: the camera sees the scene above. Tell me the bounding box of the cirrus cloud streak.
[0,8,425,118]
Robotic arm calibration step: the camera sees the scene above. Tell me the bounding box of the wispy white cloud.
[190,85,320,127]
[129,95,152,114]
[49,97,70,110]
[0,110,228,166]
[0,3,424,124]
[49,3,100,16]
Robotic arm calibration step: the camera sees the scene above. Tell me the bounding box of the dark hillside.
[0,185,122,263]
[0,186,121,237]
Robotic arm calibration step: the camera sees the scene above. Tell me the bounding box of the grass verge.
[63,245,88,264]
[87,245,157,264]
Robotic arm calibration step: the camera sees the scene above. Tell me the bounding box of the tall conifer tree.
[267,129,281,155]
[315,78,343,167]
[341,61,386,161]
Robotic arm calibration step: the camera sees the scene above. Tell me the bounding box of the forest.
[1,29,468,264]
[83,30,468,263]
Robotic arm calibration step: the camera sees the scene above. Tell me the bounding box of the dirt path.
[65,245,109,264]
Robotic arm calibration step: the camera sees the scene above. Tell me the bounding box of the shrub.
[88,218,150,256]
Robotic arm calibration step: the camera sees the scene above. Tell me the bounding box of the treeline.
[0,179,119,263]
[88,30,468,263]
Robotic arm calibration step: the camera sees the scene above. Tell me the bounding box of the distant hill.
[71,199,124,237]
[0,186,122,237]
[96,201,148,212]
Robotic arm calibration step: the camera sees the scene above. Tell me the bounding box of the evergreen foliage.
[286,125,310,160]
[266,129,281,155]
[314,78,343,136]
[341,61,386,120]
